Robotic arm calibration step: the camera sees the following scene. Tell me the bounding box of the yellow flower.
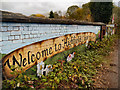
[74,74,77,77]
[52,65,56,69]
[73,66,76,69]
[24,75,27,79]
[69,74,71,76]
[79,74,81,77]
[76,68,78,72]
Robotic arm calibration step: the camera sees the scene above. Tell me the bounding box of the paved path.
[0,60,2,89]
[93,39,119,88]
[107,39,119,88]
[118,39,120,89]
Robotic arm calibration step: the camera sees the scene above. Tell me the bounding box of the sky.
[0,0,119,16]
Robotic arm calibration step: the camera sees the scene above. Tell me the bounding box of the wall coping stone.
[1,10,105,26]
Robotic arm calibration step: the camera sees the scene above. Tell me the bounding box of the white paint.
[1,22,100,54]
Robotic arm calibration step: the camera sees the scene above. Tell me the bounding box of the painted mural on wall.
[2,32,96,79]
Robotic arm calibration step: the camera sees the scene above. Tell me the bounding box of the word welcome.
[2,32,96,79]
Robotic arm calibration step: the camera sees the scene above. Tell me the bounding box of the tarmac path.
[93,39,119,89]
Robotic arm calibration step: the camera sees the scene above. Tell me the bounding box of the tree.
[30,14,45,18]
[58,11,62,17]
[89,2,113,23]
[112,5,120,31]
[112,5,120,24]
[66,4,92,21]
[73,8,84,20]
[53,11,63,19]
[54,12,59,19]
[66,5,79,18]
[49,11,54,18]
[82,2,92,21]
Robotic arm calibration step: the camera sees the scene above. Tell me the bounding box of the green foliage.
[82,2,92,21]
[54,12,59,19]
[54,11,62,19]
[66,4,92,21]
[66,5,79,17]
[67,7,84,20]
[2,66,38,89]
[44,44,86,65]
[112,5,120,24]
[66,5,84,20]
[89,2,113,23]
[0,53,6,60]
[49,11,54,18]
[73,8,84,20]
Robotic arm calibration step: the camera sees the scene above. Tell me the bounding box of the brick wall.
[0,22,100,54]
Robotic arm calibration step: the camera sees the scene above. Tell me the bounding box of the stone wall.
[0,22,100,54]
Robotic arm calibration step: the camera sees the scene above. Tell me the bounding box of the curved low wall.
[2,32,96,79]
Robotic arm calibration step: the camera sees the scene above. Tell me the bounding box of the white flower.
[37,61,45,77]
[106,32,108,36]
[29,85,34,88]
[46,65,52,71]
[45,65,53,75]
[67,52,76,62]
[17,83,20,87]
[86,40,89,47]
[37,61,53,77]
[112,30,114,35]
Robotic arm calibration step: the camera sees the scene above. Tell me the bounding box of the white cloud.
[1,0,85,16]
[0,0,119,16]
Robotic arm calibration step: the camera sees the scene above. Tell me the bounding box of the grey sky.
[0,0,119,16]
